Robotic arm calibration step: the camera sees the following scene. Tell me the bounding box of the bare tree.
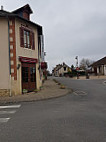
[80,58,94,70]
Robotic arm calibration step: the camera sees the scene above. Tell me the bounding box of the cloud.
[1,0,106,71]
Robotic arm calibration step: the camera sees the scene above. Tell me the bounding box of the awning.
[41,62,47,69]
[19,56,38,63]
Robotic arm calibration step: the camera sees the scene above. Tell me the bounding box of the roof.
[63,62,71,68]
[55,64,62,71]
[91,56,106,67]
[53,64,62,71]
[0,5,42,35]
[53,62,71,72]
[0,10,15,16]
[0,10,10,14]
[12,4,33,14]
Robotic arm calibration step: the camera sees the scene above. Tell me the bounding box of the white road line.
[0,110,16,115]
[0,118,10,123]
[0,104,21,109]
[103,81,106,85]
[73,90,87,96]
[73,92,79,96]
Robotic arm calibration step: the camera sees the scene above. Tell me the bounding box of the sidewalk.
[72,75,106,80]
[0,78,70,104]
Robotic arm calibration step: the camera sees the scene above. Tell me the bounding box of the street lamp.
[75,56,78,68]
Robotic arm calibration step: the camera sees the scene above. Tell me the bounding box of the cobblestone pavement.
[0,78,70,104]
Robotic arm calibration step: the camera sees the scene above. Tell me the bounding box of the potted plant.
[23,89,28,94]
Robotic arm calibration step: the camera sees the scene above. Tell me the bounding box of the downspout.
[7,16,12,97]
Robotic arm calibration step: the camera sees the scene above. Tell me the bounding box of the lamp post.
[75,56,78,68]
[75,56,79,79]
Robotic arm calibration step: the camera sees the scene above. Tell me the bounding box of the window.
[24,30,30,48]
[64,67,66,71]
[20,27,35,50]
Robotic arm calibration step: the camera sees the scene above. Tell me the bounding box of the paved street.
[0,105,21,123]
[0,77,106,142]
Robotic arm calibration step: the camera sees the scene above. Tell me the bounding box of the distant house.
[52,64,62,77]
[52,63,71,77]
[91,56,106,75]
[0,4,47,96]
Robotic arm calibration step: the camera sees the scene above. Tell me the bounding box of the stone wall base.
[0,89,10,97]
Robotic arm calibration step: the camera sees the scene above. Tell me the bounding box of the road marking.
[0,104,21,124]
[0,104,21,109]
[0,118,10,123]
[103,81,106,85]
[0,110,16,115]
[73,90,87,96]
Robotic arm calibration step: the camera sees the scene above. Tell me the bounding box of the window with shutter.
[20,27,24,47]
[20,27,35,50]
[32,32,35,50]
[30,32,32,49]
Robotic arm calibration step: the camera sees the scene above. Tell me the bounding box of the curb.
[0,89,72,105]
[0,78,73,105]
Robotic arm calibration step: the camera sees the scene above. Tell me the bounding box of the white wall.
[15,19,38,59]
[0,18,10,89]
[104,65,106,75]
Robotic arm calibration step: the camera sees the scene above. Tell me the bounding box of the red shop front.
[19,56,38,92]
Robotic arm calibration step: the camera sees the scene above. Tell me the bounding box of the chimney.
[1,6,3,10]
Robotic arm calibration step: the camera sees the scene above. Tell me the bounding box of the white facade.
[53,63,71,77]
[104,65,106,75]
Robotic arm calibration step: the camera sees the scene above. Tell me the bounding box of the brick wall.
[9,18,17,80]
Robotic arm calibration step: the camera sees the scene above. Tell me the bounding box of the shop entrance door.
[22,63,36,92]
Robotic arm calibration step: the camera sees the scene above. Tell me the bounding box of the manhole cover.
[73,90,87,96]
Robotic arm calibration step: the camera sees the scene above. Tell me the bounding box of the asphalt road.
[0,77,106,142]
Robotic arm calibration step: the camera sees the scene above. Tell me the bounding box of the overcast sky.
[1,0,106,71]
